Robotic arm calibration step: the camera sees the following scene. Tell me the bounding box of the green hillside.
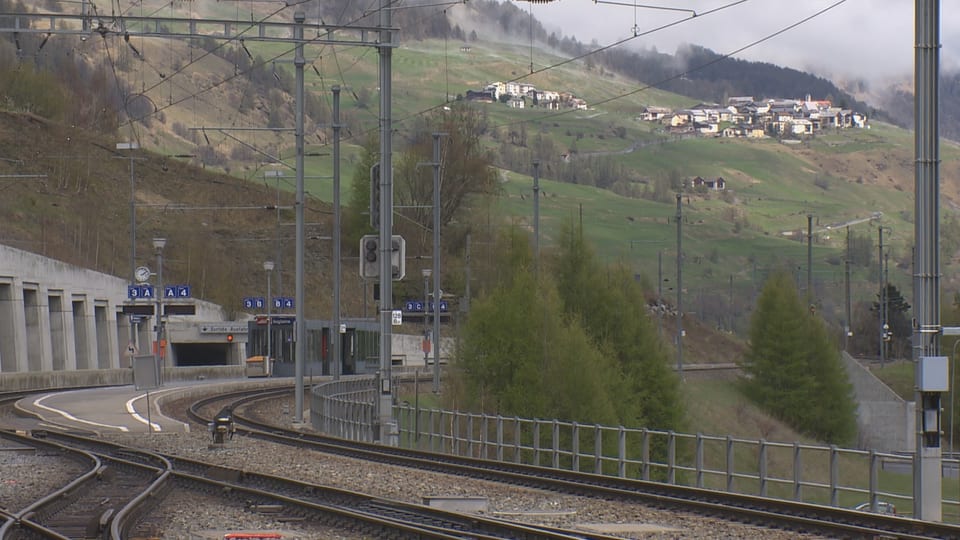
[6,2,960,347]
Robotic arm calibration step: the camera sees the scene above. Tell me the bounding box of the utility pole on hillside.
[676,193,683,379]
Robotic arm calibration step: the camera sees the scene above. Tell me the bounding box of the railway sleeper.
[249,503,284,514]
[206,465,244,482]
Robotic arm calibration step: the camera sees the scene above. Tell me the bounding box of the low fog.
[530,0,959,85]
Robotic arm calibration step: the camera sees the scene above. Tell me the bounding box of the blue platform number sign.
[273,297,294,309]
[404,299,447,313]
[164,285,192,298]
[243,297,265,310]
[127,285,155,299]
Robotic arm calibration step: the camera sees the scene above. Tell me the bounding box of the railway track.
[0,430,168,540]
[5,384,960,538]
[187,386,960,540]
[3,427,624,539]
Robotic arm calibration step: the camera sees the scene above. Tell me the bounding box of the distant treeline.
[879,71,960,142]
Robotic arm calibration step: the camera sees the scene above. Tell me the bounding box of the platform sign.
[273,296,294,309]
[164,285,191,298]
[127,285,155,299]
[392,309,403,326]
[133,355,160,390]
[404,300,448,313]
[242,297,265,310]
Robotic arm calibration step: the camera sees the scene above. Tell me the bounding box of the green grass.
[868,360,915,400]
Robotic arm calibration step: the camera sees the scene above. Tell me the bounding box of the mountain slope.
[4,1,960,343]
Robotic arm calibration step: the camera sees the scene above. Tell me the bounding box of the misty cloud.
[529,0,958,83]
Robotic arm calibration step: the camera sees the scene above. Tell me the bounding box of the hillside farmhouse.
[691,176,726,191]
[638,95,868,138]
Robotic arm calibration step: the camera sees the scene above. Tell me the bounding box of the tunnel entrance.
[173,343,229,366]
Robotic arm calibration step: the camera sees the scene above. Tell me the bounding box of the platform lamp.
[152,237,166,384]
[264,260,274,372]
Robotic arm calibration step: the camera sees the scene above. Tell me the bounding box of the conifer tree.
[457,229,619,423]
[741,271,857,444]
[553,220,683,431]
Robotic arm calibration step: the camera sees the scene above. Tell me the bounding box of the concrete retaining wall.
[0,366,246,391]
[842,352,914,453]
[392,334,454,366]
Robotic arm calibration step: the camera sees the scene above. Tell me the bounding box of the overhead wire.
[304,0,748,147]
[78,0,734,154]
[82,0,436,144]
[77,0,844,178]
[114,0,312,122]
[345,0,847,147]
[107,0,402,140]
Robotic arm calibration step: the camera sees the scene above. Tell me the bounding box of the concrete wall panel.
[72,297,93,370]
[0,244,228,375]
[843,352,913,453]
[0,280,21,372]
[22,286,44,371]
[94,302,111,369]
[48,291,67,370]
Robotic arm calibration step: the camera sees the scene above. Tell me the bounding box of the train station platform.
[13,375,293,435]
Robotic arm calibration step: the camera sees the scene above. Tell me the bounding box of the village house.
[667,111,691,127]
[691,176,727,191]
[465,89,496,103]
[696,121,719,135]
[640,106,672,121]
[644,94,870,139]
[484,82,506,101]
[462,81,588,111]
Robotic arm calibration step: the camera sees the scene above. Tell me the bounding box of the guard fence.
[310,374,960,521]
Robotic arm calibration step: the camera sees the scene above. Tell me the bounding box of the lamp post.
[264,260,274,373]
[152,237,166,383]
[878,226,891,365]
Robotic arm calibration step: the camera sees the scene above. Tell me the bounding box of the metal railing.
[311,375,960,519]
[310,376,377,442]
